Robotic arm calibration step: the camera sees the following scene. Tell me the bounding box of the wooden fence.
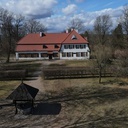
[42,66,113,79]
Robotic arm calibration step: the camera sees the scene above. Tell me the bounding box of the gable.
[63,30,88,44]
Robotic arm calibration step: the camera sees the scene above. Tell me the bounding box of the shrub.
[0,70,27,80]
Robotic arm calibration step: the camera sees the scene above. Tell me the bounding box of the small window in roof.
[54,44,59,48]
[71,35,77,40]
[43,44,47,49]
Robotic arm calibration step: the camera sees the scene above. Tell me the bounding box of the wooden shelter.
[6,82,39,114]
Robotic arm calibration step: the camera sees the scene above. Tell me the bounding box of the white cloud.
[42,6,123,32]
[0,0,124,32]
[40,15,69,32]
[62,4,77,15]
[86,6,123,28]
[1,0,57,18]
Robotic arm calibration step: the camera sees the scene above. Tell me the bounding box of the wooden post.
[14,100,18,114]
[31,100,34,114]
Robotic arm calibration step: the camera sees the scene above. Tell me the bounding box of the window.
[80,45,84,49]
[54,44,59,48]
[53,53,58,57]
[67,52,72,57]
[81,52,85,57]
[19,53,26,57]
[71,35,77,40]
[41,53,48,57]
[84,45,86,48]
[31,53,38,58]
[76,45,80,49]
[64,45,69,49]
[85,52,88,56]
[62,52,67,57]
[69,45,74,49]
[26,53,31,57]
[76,52,81,57]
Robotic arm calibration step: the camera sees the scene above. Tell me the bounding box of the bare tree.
[114,49,128,77]
[24,18,47,34]
[91,14,113,83]
[0,8,14,63]
[93,45,112,83]
[94,14,112,45]
[121,5,128,35]
[112,23,124,49]
[13,14,25,41]
[68,18,84,32]
[119,5,128,49]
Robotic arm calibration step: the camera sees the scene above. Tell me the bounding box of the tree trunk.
[6,36,12,63]
[6,50,10,63]
[99,66,102,83]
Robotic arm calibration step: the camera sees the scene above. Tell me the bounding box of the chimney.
[66,29,68,33]
[75,29,78,33]
[84,37,88,41]
[71,28,74,31]
[40,32,42,37]
[40,32,45,37]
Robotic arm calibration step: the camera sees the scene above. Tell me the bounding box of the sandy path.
[24,76,44,92]
[24,60,65,93]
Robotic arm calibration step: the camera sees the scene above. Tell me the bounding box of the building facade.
[15,29,90,60]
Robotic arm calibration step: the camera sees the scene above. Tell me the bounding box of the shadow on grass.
[61,115,128,128]
[32,103,61,115]
[41,86,128,105]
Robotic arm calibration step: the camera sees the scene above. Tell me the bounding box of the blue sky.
[0,0,128,32]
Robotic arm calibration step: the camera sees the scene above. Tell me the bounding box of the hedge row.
[0,70,27,80]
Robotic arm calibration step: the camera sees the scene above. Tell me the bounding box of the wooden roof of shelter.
[6,82,39,101]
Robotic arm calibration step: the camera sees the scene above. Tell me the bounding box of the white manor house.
[16,29,90,60]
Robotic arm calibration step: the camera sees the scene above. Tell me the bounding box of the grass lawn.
[0,81,19,99]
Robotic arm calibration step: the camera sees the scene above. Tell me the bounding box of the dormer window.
[71,35,77,40]
[43,44,47,49]
[54,44,59,48]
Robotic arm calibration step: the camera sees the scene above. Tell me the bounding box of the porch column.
[73,53,76,58]
[60,52,62,59]
[16,52,19,60]
[88,52,90,59]
[39,53,41,59]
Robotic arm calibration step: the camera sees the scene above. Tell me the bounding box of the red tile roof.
[17,33,69,44]
[16,30,88,52]
[16,44,61,52]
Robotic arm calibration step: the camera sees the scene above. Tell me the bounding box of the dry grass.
[0,81,19,99]
[47,59,95,67]
[40,77,128,128]
[0,60,128,127]
[0,77,128,127]
[64,60,91,67]
[42,77,127,94]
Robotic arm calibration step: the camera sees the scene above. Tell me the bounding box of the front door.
[49,54,53,60]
